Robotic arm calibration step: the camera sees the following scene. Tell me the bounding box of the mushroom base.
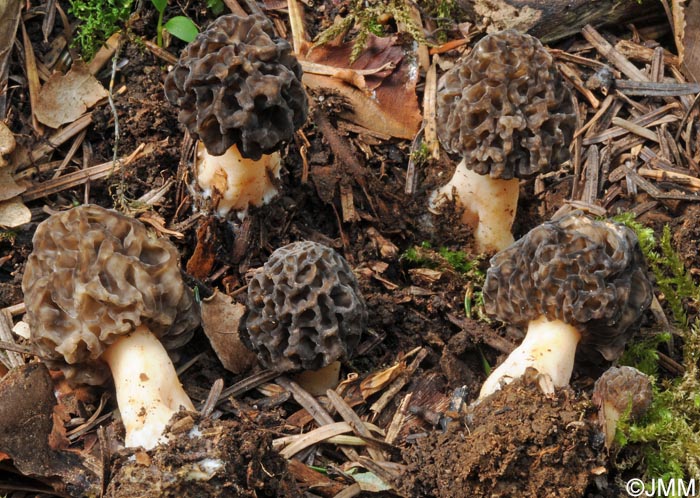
[293,360,342,396]
[195,142,281,218]
[479,316,581,399]
[429,158,519,253]
[102,325,195,449]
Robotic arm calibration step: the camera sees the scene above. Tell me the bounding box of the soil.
[106,413,300,498]
[401,376,605,498]
[1,1,699,497]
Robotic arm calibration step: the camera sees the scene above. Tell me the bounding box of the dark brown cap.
[165,14,308,159]
[436,30,576,180]
[242,241,366,372]
[483,214,652,360]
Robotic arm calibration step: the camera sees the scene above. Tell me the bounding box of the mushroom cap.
[22,205,200,385]
[592,365,653,421]
[436,30,576,180]
[164,13,308,160]
[242,241,367,372]
[483,214,652,361]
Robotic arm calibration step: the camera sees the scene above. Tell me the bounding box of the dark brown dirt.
[106,412,300,498]
[4,2,700,497]
[401,376,605,498]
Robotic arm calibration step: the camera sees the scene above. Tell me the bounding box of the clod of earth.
[401,375,602,497]
[22,205,200,449]
[241,241,366,394]
[164,13,308,218]
[106,412,301,498]
[479,213,653,398]
[592,365,653,449]
[431,30,576,253]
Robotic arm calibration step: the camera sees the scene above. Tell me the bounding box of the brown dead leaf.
[35,61,108,128]
[200,290,257,374]
[359,360,407,400]
[0,122,30,228]
[186,217,217,280]
[302,35,421,139]
[0,0,22,105]
[0,363,100,495]
[672,0,686,65]
[678,0,700,82]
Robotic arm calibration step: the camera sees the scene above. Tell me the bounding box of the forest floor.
[1,0,700,496]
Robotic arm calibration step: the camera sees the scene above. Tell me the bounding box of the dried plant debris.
[106,412,301,498]
[0,363,100,496]
[560,24,700,212]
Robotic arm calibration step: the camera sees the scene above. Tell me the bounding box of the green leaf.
[151,0,167,14]
[206,0,225,15]
[164,16,198,42]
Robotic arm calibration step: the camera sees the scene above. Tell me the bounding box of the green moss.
[69,0,134,60]
[402,243,487,319]
[417,0,457,43]
[313,0,431,62]
[614,212,700,327]
[0,229,18,243]
[612,213,700,482]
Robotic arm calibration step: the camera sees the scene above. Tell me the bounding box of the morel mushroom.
[479,213,652,399]
[241,241,366,393]
[432,30,576,253]
[22,205,200,449]
[165,13,308,217]
[592,365,653,449]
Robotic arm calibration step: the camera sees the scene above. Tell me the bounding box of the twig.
[276,376,361,461]
[327,389,386,461]
[581,24,648,82]
[22,144,146,201]
[201,378,224,418]
[370,348,427,418]
[614,80,700,97]
[217,368,279,402]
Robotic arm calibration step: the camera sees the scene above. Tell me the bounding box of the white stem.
[102,325,194,449]
[479,316,581,399]
[195,142,281,218]
[429,158,519,253]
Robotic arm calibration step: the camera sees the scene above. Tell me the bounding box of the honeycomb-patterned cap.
[164,13,308,159]
[22,205,200,385]
[592,365,653,421]
[242,241,366,372]
[436,30,576,180]
[483,214,652,361]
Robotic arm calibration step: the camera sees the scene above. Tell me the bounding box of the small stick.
[581,24,648,82]
[327,389,386,461]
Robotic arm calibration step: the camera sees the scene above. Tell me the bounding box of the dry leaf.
[678,0,700,82]
[359,360,406,399]
[35,61,108,128]
[0,122,30,228]
[302,35,421,139]
[186,217,217,280]
[200,290,257,374]
[0,363,100,495]
[0,198,31,228]
[0,0,22,99]
[672,0,686,65]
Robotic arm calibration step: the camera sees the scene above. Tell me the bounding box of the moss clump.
[313,0,430,62]
[69,0,133,60]
[402,243,487,319]
[613,212,700,483]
